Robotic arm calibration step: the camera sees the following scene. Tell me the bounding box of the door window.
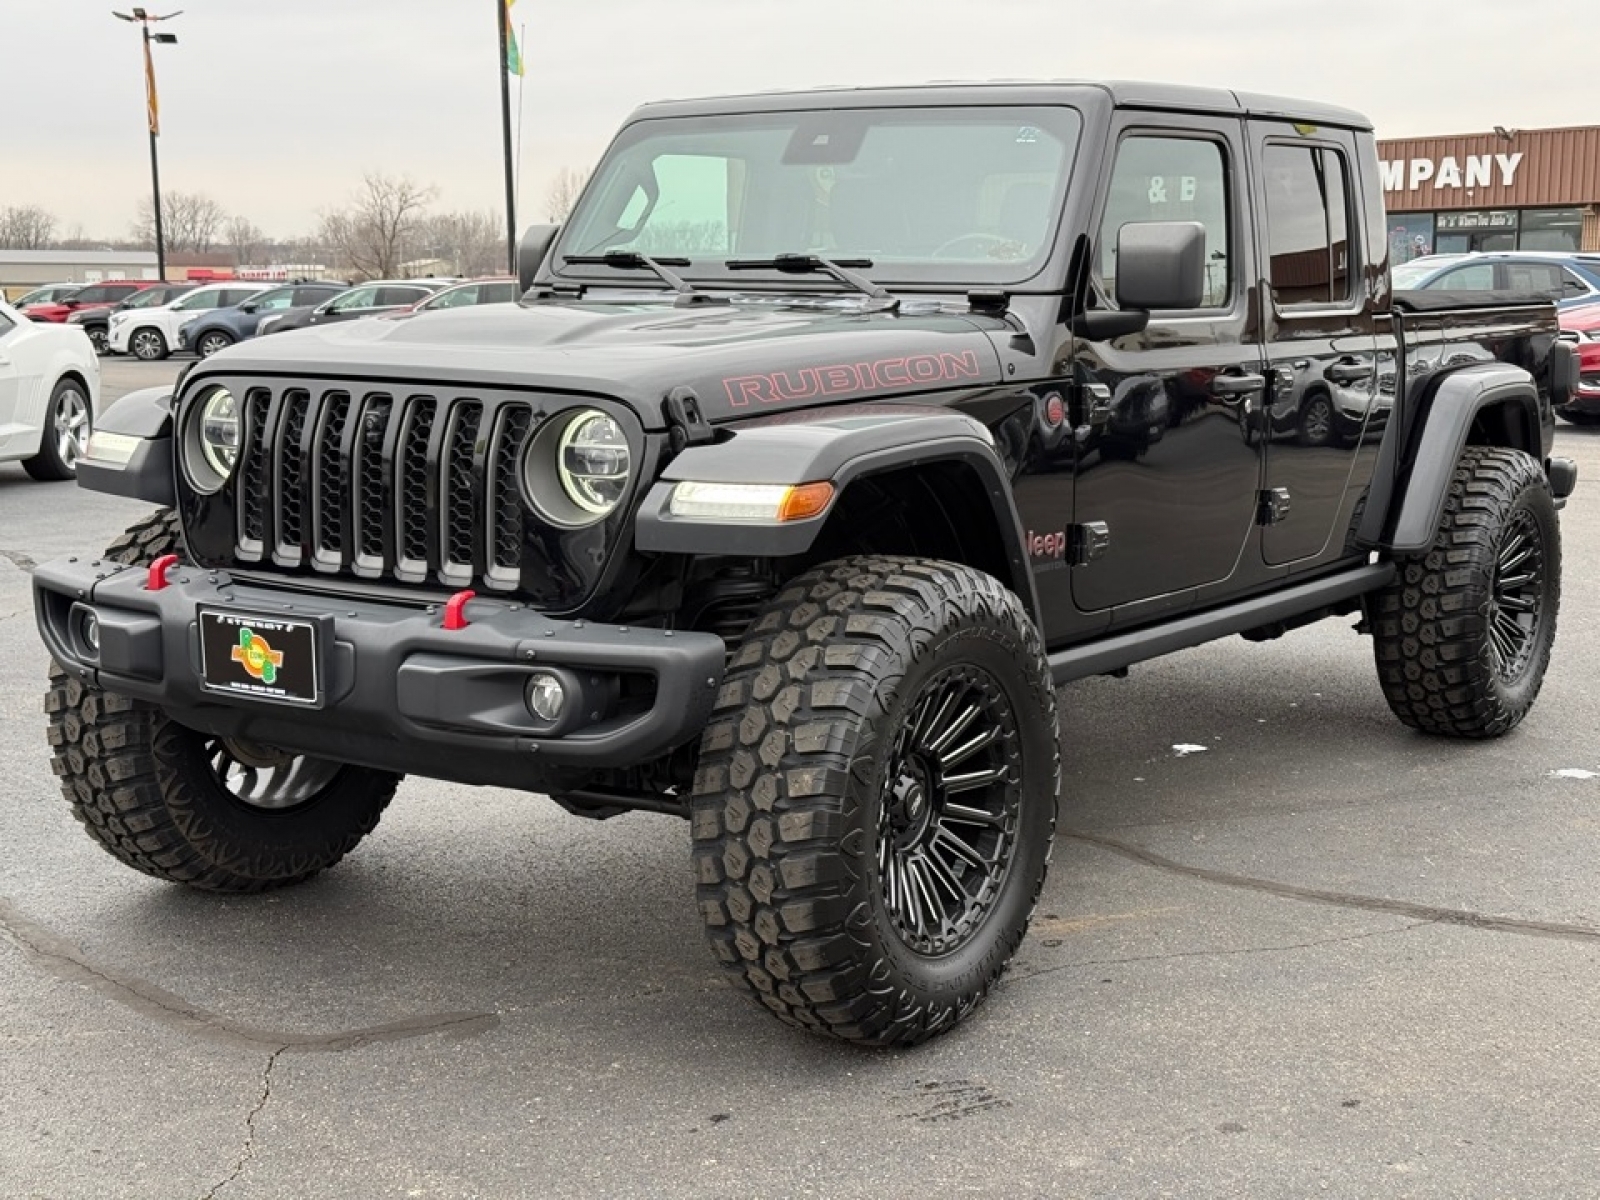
[1261,144,1353,307]
[172,288,224,311]
[1098,134,1231,307]
[328,287,379,312]
[1501,263,1564,297]
[1427,264,1494,290]
[377,286,429,306]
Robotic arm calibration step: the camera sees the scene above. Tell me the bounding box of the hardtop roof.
[631,80,1372,132]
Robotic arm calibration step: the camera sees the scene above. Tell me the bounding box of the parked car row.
[68,282,198,354]
[1392,250,1600,308]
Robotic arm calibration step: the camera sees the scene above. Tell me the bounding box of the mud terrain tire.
[1372,446,1560,738]
[45,509,400,892]
[691,556,1059,1046]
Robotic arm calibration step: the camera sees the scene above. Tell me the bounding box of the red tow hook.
[145,554,180,591]
[442,589,476,631]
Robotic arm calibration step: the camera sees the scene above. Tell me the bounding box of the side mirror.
[518,223,560,293]
[239,301,258,314]
[1113,221,1208,311]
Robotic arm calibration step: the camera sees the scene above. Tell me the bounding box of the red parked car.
[1557,302,1600,424]
[22,280,162,323]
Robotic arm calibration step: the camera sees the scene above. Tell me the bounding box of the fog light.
[526,672,566,722]
[80,611,100,655]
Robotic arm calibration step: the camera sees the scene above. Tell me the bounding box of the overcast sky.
[5,0,1591,241]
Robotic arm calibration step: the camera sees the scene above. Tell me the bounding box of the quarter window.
[1262,144,1353,307]
[1099,135,1231,307]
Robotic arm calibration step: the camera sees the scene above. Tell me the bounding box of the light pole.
[113,8,180,280]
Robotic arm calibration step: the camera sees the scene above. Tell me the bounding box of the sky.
[3,0,1592,242]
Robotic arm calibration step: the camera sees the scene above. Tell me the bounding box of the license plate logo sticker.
[199,610,320,706]
[231,627,284,684]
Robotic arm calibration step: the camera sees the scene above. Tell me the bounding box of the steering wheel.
[931,232,1018,259]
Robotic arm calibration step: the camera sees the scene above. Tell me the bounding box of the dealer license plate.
[197,609,323,707]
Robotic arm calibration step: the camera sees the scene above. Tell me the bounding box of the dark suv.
[256,280,450,336]
[177,281,348,357]
[68,283,198,355]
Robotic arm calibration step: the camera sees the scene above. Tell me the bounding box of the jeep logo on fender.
[1028,529,1067,560]
[724,350,983,407]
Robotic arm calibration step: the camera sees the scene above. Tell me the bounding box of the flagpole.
[496,0,517,273]
[145,26,167,281]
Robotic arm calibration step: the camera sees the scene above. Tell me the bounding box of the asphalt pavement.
[4,359,1600,1198]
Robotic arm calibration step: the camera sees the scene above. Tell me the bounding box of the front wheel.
[87,326,109,355]
[1371,446,1560,737]
[45,510,400,891]
[196,329,234,357]
[692,556,1060,1046]
[129,327,168,361]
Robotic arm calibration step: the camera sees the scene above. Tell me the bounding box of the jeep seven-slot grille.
[233,384,536,591]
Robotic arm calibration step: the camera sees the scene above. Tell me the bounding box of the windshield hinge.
[967,289,1010,316]
[663,386,715,452]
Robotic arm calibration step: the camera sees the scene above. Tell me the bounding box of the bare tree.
[421,210,505,277]
[318,173,437,280]
[544,167,590,223]
[0,205,57,249]
[130,191,226,253]
[224,215,267,267]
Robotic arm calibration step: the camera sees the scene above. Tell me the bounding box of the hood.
[68,305,117,323]
[191,298,1007,430]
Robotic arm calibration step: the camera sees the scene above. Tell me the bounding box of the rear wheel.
[129,326,168,361]
[1297,390,1335,447]
[1371,446,1560,737]
[691,556,1059,1046]
[45,510,400,891]
[1556,409,1600,426]
[22,377,91,481]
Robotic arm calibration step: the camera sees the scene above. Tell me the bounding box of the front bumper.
[34,557,725,786]
[105,323,131,353]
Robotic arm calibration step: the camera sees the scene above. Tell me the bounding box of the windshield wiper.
[562,251,706,301]
[725,254,896,306]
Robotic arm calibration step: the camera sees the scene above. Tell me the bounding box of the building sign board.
[1378,153,1524,193]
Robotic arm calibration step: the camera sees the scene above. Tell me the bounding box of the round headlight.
[557,411,630,516]
[522,407,633,528]
[184,387,239,493]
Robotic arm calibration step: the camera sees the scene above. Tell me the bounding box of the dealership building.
[1378,125,1600,262]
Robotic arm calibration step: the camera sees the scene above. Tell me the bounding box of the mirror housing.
[518,224,560,293]
[238,301,258,314]
[1114,221,1207,311]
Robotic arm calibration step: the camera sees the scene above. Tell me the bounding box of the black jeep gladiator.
[34,82,1582,1047]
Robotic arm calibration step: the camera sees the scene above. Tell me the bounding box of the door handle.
[1210,373,1265,400]
[1325,359,1373,385]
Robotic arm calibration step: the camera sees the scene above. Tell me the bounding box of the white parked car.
[0,298,100,480]
[106,281,274,361]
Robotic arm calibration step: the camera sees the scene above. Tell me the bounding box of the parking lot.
[3,359,1600,1197]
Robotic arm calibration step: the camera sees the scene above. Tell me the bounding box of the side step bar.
[1048,563,1396,684]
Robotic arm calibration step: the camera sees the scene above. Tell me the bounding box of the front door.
[1069,115,1265,616]
[1249,123,1380,566]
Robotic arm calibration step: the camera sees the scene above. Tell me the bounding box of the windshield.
[558,105,1082,289]
[1391,260,1447,289]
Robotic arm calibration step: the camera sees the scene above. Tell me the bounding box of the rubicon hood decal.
[724,350,984,407]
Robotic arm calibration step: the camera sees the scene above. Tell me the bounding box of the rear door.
[1070,113,1266,617]
[1249,123,1379,567]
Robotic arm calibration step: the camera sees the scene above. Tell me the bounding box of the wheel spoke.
[938,724,999,770]
[942,765,1007,795]
[943,800,1003,826]
[924,700,980,754]
[933,825,992,871]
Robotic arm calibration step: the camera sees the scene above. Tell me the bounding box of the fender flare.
[634,405,1040,620]
[75,385,176,507]
[1384,363,1542,553]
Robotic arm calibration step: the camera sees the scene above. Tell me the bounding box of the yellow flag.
[503,0,523,77]
[144,37,160,135]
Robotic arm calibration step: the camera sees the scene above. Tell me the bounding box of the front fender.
[1384,363,1543,553]
[634,404,1039,619]
[76,385,176,507]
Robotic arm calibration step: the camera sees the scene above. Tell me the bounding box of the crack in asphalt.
[1067,830,1600,945]
[1008,920,1436,986]
[199,1048,283,1200]
[0,547,37,572]
[0,896,500,1052]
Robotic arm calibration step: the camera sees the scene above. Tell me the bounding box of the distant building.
[1378,125,1600,259]
[0,249,159,294]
